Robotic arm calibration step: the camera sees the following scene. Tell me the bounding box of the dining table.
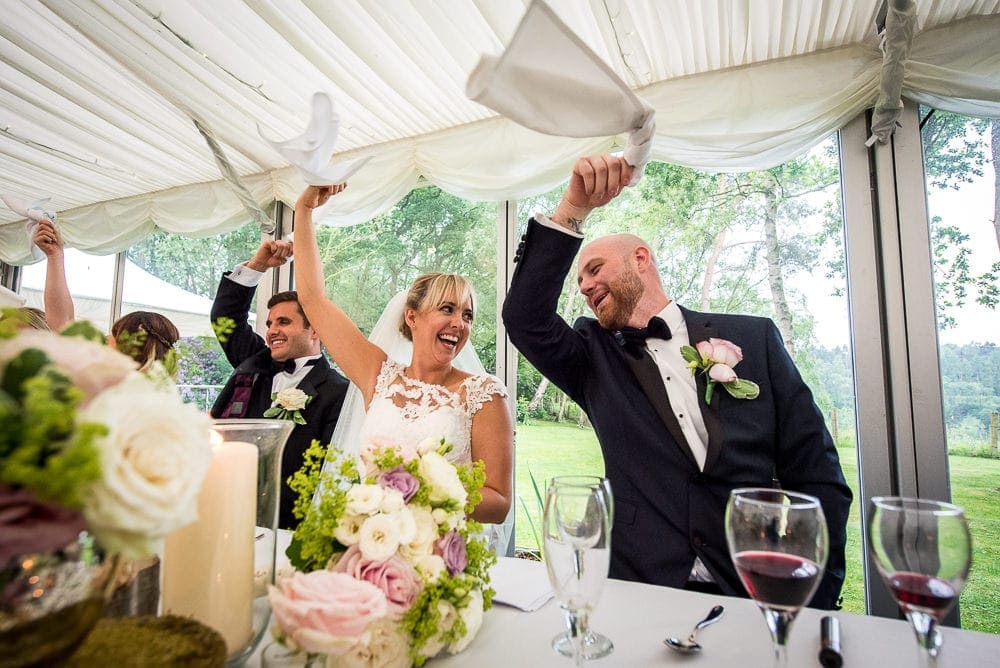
[252,555,1000,667]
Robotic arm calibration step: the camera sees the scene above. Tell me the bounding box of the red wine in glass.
[888,572,957,618]
[734,551,822,610]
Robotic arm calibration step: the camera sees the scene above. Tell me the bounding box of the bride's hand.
[297,183,347,210]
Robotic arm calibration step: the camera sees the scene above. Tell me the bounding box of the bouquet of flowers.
[269,437,496,667]
[0,317,212,563]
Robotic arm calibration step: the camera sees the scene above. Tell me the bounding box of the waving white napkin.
[466,0,654,183]
[490,556,554,612]
[1,194,54,261]
[259,92,372,186]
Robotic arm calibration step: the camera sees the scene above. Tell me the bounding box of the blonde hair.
[3,307,50,330]
[399,273,475,341]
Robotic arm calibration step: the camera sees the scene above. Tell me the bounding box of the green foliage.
[59,320,107,343]
[0,351,104,508]
[210,317,236,344]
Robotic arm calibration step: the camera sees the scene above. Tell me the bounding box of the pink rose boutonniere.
[681,338,760,405]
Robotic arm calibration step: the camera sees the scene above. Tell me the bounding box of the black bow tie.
[614,316,672,358]
[271,357,318,375]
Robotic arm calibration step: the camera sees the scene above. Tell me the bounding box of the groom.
[211,239,349,529]
[503,154,852,609]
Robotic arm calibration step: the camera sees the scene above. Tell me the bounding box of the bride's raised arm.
[293,185,386,401]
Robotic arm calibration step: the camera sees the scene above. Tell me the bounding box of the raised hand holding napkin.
[259,92,372,186]
[465,0,655,183]
[1,194,55,261]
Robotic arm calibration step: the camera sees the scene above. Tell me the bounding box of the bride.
[292,183,514,525]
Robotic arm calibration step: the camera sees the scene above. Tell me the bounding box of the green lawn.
[514,420,1000,634]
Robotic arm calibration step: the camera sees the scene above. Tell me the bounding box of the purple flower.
[435,530,468,576]
[0,485,87,563]
[377,466,419,502]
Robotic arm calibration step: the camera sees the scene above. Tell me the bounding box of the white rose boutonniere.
[681,338,760,405]
[264,387,313,424]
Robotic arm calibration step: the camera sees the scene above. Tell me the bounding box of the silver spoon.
[663,604,725,653]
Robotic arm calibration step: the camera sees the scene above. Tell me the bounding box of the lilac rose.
[435,530,468,576]
[0,485,87,563]
[378,466,420,502]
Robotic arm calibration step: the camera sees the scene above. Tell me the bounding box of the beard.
[595,266,643,330]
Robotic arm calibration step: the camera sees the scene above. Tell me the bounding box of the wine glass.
[543,481,613,665]
[868,496,972,666]
[548,476,614,659]
[725,488,828,668]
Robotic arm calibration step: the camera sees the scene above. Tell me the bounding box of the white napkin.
[490,556,554,612]
[259,92,372,186]
[1,194,53,261]
[466,0,655,183]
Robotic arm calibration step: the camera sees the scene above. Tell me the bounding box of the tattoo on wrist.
[566,217,583,234]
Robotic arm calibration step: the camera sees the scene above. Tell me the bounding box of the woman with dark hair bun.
[109,311,180,373]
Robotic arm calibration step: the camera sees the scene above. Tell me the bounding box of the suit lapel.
[680,307,725,472]
[618,345,699,469]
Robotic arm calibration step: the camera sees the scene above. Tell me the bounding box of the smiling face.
[266,300,319,362]
[406,291,474,365]
[577,237,645,330]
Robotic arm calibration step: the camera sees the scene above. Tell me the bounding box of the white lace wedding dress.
[360,360,507,467]
[358,359,512,552]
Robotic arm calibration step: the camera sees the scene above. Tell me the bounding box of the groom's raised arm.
[502,155,633,400]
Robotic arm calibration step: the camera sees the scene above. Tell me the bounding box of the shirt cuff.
[226,263,264,287]
[534,213,584,239]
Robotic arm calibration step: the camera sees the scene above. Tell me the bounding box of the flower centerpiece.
[269,437,496,667]
[0,314,212,663]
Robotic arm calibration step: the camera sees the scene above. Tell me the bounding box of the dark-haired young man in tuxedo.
[503,154,852,609]
[211,239,349,529]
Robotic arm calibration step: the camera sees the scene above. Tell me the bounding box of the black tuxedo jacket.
[503,220,852,609]
[210,274,349,529]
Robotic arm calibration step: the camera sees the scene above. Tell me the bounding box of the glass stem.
[761,608,796,668]
[565,608,590,667]
[907,611,942,667]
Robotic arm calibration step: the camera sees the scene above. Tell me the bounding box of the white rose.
[329,619,410,668]
[358,514,400,562]
[449,588,484,653]
[346,484,384,516]
[274,387,309,410]
[419,600,458,658]
[419,452,467,508]
[432,507,462,532]
[415,436,443,456]
[413,554,447,583]
[79,375,212,558]
[379,488,405,514]
[334,514,364,546]
[0,330,137,404]
[387,506,416,544]
[399,506,437,559]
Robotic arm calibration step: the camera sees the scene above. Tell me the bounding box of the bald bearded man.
[503,154,851,610]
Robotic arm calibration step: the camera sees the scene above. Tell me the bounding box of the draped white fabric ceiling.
[2,0,999,263]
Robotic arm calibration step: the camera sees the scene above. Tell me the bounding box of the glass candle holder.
[162,419,293,664]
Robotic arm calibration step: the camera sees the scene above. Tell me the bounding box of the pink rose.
[708,364,737,382]
[435,530,468,576]
[334,545,423,616]
[696,338,743,368]
[0,331,136,404]
[268,570,388,655]
[378,466,419,502]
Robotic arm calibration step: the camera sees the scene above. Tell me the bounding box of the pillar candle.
[162,435,258,655]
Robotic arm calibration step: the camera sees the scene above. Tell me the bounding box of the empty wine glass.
[548,476,614,659]
[725,488,828,668]
[868,496,972,666]
[543,481,612,665]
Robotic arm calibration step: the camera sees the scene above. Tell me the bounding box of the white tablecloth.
[251,556,1000,667]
